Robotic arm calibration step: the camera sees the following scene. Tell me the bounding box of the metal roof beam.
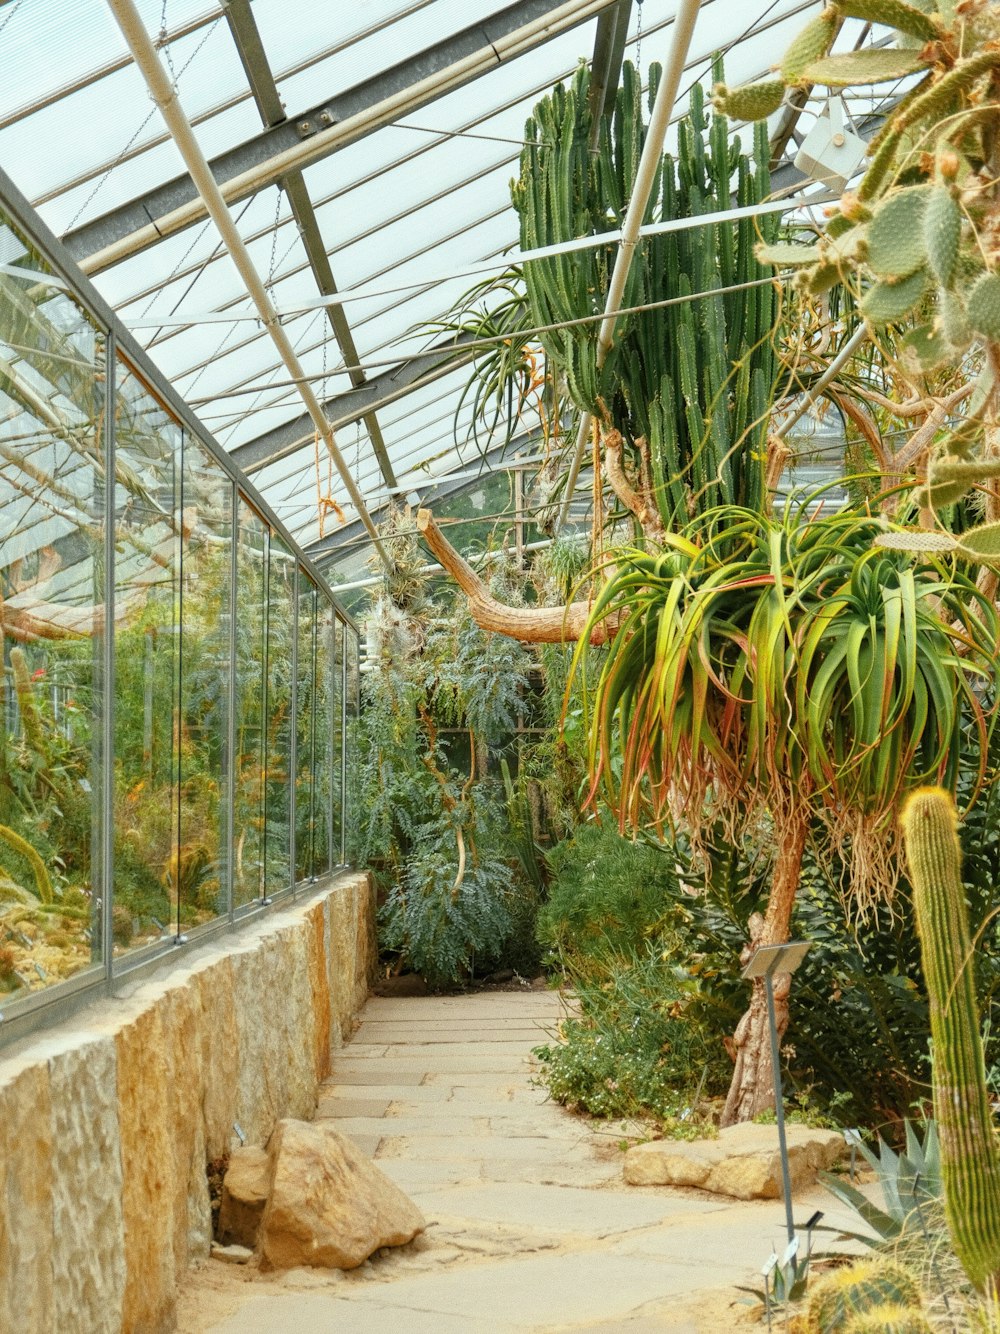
[588,0,631,135]
[221,0,397,488]
[231,334,477,475]
[63,0,616,273]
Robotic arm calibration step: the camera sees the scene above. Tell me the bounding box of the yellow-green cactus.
[900,788,1000,1293]
[842,1305,933,1334]
[806,1259,923,1334]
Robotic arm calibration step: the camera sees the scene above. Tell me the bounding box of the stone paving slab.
[314,1097,391,1119]
[208,1293,512,1333]
[341,1249,739,1326]
[354,1027,549,1044]
[191,987,844,1334]
[410,1183,726,1237]
[326,1068,427,1086]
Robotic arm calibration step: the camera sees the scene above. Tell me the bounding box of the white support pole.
[104,0,392,570]
[555,0,702,533]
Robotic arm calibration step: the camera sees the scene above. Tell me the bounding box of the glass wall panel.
[265,533,295,898]
[112,361,181,955]
[295,573,317,884]
[314,602,336,879]
[344,625,359,866]
[178,438,232,929]
[331,616,343,867]
[0,205,105,999]
[233,502,267,907]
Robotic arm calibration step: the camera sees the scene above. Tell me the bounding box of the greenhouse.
[2,0,1000,1330]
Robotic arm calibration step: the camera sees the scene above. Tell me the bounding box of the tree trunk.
[720,805,810,1126]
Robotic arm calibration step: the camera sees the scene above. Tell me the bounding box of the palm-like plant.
[575,505,997,1122]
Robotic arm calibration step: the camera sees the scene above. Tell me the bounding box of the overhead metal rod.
[69,0,619,273]
[555,0,703,532]
[231,334,477,474]
[103,0,392,570]
[220,0,398,490]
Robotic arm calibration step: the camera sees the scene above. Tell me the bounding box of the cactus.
[803,47,933,86]
[865,187,930,279]
[805,1259,923,1334]
[780,7,840,84]
[940,287,972,349]
[860,268,929,324]
[711,78,784,121]
[900,787,1000,1293]
[923,186,961,288]
[967,272,1000,342]
[842,1306,933,1334]
[834,0,940,43]
[511,59,778,528]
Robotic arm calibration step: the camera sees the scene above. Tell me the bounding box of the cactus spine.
[900,787,1000,1293]
[805,1259,923,1333]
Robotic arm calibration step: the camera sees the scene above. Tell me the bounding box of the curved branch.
[416,509,621,645]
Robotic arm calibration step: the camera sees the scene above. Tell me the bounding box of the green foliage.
[901,787,1000,1293]
[537,819,677,964]
[359,520,562,985]
[577,505,997,911]
[819,1120,942,1248]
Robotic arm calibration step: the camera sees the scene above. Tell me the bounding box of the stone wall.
[0,871,377,1334]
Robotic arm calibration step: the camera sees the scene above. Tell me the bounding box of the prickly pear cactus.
[724,1,1000,353]
[900,787,1000,1293]
[805,1259,923,1334]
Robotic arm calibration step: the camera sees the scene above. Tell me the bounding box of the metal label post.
[742,940,811,1246]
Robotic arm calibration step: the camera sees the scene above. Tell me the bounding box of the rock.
[258,1119,426,1270]
[210,1243,253,1265]
[218,1146,270,1247]
[624,1122,846,1199]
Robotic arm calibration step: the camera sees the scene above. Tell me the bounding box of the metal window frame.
[0,165,357,1047]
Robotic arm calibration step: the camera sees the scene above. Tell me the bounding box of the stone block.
[0,1059,55,1334]
[258,1119,425,1270]
[48,1036,126,1334]
[306,903,331,1080]
[623,1122,845,1198]
[219,1146,271,1247]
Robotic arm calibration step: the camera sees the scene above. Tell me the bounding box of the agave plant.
[574,503,997,1122]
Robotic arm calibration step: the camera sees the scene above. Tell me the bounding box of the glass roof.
[0,0,904,564]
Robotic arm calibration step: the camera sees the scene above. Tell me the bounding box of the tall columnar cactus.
[510,60,779,527]
[900,787,1000,1293]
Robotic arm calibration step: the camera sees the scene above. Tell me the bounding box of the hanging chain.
[265,188,282,296]
[635,0,644,72]
[159,0,177,86]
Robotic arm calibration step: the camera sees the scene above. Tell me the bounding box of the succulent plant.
[901,787,1000,1293]
[718,1,1000,358]
[841,1306,934,1334]
[805,1258,923,1334]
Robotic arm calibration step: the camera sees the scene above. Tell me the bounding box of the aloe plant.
[574,505,997,1121]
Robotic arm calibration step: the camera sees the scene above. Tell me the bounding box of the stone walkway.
[183,988,863,1333]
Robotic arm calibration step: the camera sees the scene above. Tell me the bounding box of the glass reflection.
[0,206,105,997]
